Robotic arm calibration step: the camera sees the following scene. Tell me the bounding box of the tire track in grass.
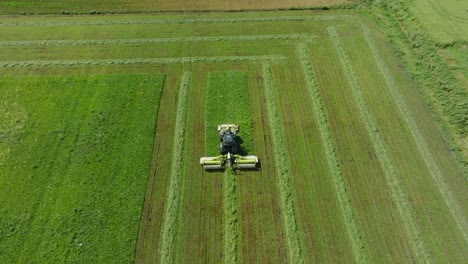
[327,26,431,263]
[297,43,368,264]
[362,27,468,243]
[0,34,315,47]
[0,55,286,68]
[262,62,304,264]
[158,72,191,264]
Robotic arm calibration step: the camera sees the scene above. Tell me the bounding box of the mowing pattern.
[0,34,315,47]
[0,56,286,68]
[328,26,430,262]
[362,27,468,243]
[262,63,304,264]
[0,11,466,263]
[297,43,367,263]
[205,71,252,263]
[158,72,191,264]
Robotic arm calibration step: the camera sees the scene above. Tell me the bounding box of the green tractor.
[200,124,259,170]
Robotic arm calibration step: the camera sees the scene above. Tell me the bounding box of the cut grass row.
[262,62,304,264]
[0,14,354,27]
[297,42,367,263]
[0,34,315,47]
[362,27,467,243]
[328,26,430,262]
[158,72,191,264]
[0,56,286,68]
[0,74,164,263]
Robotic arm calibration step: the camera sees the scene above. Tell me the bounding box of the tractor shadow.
[235,136,248,156]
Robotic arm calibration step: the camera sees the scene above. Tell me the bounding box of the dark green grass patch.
[0,74,164,263]
[205,71,253,156]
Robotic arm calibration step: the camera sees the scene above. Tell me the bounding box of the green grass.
[328,25,430,261]
[158,72,191,264]
[263,63,305,263]
[205,71,252,263]
[0,9,466,263]
[412,0,468,44]
[297,42,366,263]
[205,71,253,156]
[0,74,164,263]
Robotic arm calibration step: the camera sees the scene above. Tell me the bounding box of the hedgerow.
[358,0,467,144]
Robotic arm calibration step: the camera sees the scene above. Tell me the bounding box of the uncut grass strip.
[158,72,191,264]
[0,56,286,68]
[262,62,304,264]
[0,34,315,47]
[297,42,368,264]
[362,27,468,243]
[0,15,355,27]
[224,170,240,264]
[327,26,431,262]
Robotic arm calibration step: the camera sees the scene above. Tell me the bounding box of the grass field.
[0,0,349,14]
[0,8,466,263]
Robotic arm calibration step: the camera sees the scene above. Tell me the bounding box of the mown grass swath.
[262,63,304,264]
[362,27,468,243]
[205,71,252,263]
[0,74,164,263]
[328,26,430,262]
[0,15,354,27]
[158,72,191,264]
[0,56,286,68]
[297,43,368,263]
[0,34,315,47]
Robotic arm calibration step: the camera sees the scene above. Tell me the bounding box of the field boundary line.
[224,171,240,264]
[158,72,191,264]
[262,62,304,264]
[297,43,368,263]
[0,34,316,47]
[0,56,286,68]
[0,15,355,27]
[362,27,468,243]
[327,26,431,262]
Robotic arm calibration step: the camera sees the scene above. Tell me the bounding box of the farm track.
[158,72,191,264]
[0,34,316,47]
[297,43,367,263]
[134,72,178,263]
[262,62,304,264]
[327,26,430,262]
[362,27,468,243]
[0,15,355,27]
[0,56,286,68]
